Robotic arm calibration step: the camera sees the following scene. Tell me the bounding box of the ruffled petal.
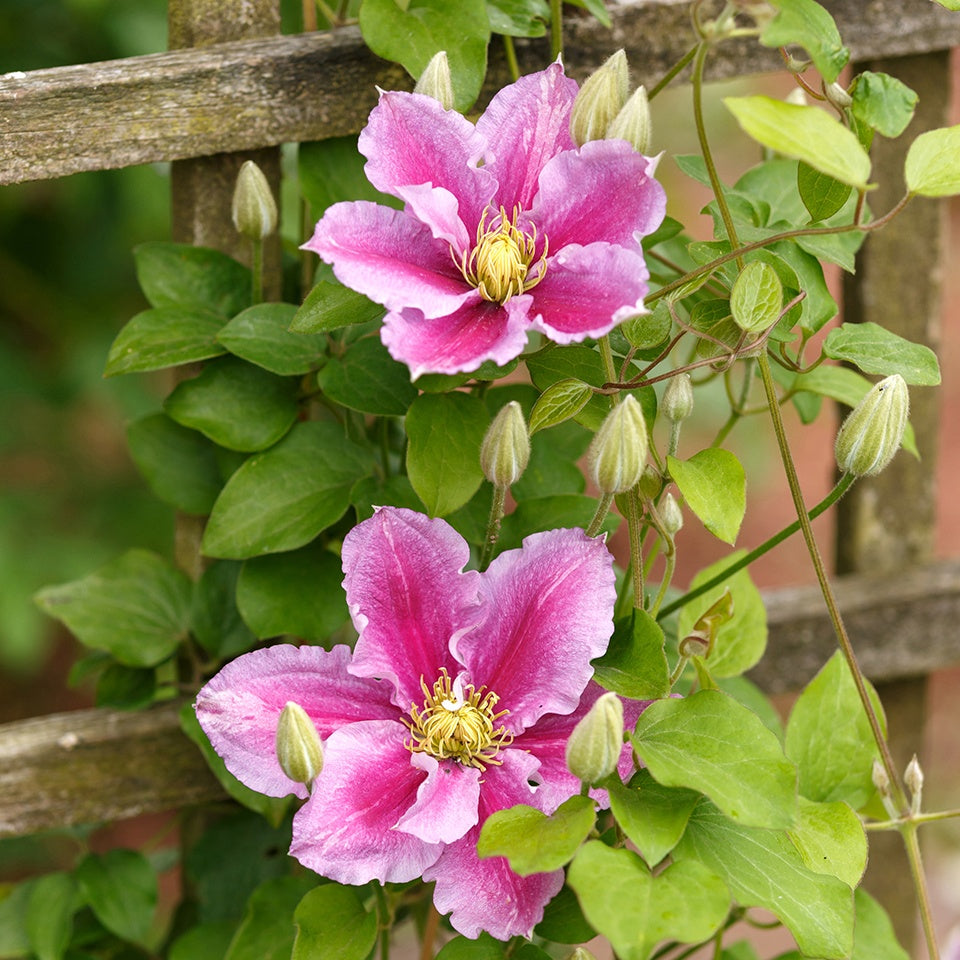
[360,90,495,236]
[477,62,578,214]
[532,139,666,250]
[303,201,472,320]
[454,528,616,735]
[394,753,481,845]
[290,719,443,884]
[343,507,482,708]
[194,644,395,799]
[530,242,651,342]
[424,750,564,940]
[380,295,531,380]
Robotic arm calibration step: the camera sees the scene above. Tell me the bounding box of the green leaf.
[477,796,596,875]
[0,882,32,957]
[534,886,596,944]
[496,494,618,552]
[435,934,504,960]
[608,770,700,867]
[217,303,326,376]
[676,553,767,679]
[667,449,746,545]
[621,302,673,350]
[905,124,960,196]
[358,0,490,112]
[798,163,852,222]
[849,889,911,960]
[191,561,257,659]
[75,850,157,946]
[591,610,670,700]
[564,0,610,26]
[787,796,866,887]
[35,550,191,667]
[169,922,237,960]
[95,662,157,710]
[105,307,227,375]
[725,97,871,190]
[237,544,349,642]
[127,414,224,515]
[632,690,796,829]
[529,378,595,434]
[568,842,728,960]
[526,345,613,431]
[486,0,548,35]
[292,884,378,960]
[932,0,960,7]
[675,800,854,959]
[317,336,418,416]
[134,241,250,316]
[26,873,82,960]
[203,422,374,559]
[226,876,318,960]
[785,650,886,809]
[406,392,489,516]
[299,137,401,217]
[730,260,782,333]
[164,357,300,453]
[850,71,917,138]
[290,280,385,335]
[824,321,941,385]
[761,0,848,81]
[351,474,425,522]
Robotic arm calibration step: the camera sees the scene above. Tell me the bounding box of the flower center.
[454,206,548,305]
[404,669,513,770]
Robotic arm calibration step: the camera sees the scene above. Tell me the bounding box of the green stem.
[586,494,614,538]
[479,485,507,570]
[375,886,391,960]
[626,491,645,609]
[250,236,263,304]
[314,0,338,27]
[549,0,563,61]
[650,544,675,618]
[502,35,520,82]
[658,472,855,620]
[712,358,754,447]
[901,822,940,960]
[648,44,698,100]
[866,807,960,830]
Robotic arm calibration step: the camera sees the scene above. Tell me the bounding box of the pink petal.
[290,719,443,884]
[394,753,482,844]
[424,750,564,940]
[360,91,495,236]
[454,528,616,735]
[343,507,482,708]
[477,63,578,213]
[380,295,531,380]
[532,139,666,250]
[530,242,651,342]
[195,644,395,799]
[303,201,472,320]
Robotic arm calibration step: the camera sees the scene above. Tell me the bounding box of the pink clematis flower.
[195,507,645,940]
[303,63,667,379]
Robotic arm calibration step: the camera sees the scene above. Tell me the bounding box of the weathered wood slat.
[2,559,959,837]
[2,0,959,184]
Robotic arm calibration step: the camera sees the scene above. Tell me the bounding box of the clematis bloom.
[303,63,666,378]
[195,507,645,939]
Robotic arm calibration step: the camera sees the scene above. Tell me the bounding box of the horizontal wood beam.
[2,558,960,837]
[2,0,959,184]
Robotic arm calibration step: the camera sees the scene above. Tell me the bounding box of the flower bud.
[661,492,683,535]
[784,86,808,107]
[905,754,924,814]
[662,373,694,423]
[414,51,455,111]
[276,701,323,787]
[637,463,662,500]
[607,84,652,154]
[570,50,629,146]
[480,401,530,488]
[566,949,598,960]
[565,692,624,784]
[835,374,909,477]
[232,160,278,240]
[871,758,891,796]
[587,395,649,495]
[825,81,853,108]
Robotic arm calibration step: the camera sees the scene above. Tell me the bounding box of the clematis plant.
[304,62,666,378]
[195,506,643,939]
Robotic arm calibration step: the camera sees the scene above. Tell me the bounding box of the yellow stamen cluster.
[455,206,548,304]
[404,669,512,770]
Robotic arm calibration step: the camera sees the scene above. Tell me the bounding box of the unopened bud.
[637,463,662,500]
[570,50,629,146]
[784,86,808,107]
[661,492,683,535]
[679,632,710,658]
[276,701,324,787]
[232,161,278,240]
[480,401,530,488]
[566,949,598,960]
[835,374,909,477]
[825,81,852,108]
[784,56,812,76]
[662,373,694,423]
[607,84,652,153]
[587,395,649,495]
[871,758,891,796]
[414,51,454,111]
[905,755,924,814]
[565,692,624,784]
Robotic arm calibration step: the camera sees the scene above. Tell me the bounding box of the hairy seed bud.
[662,373,694,423]
[232,160,278,240]
[661,492,683,535]
[607,84,652,154]
[587,396,649,495]
[835,374,909,477]
[565,692,624,784]
[276,701,324,787]
[480,401,530,488]
[414,51,455,111]
[570,50,629,146]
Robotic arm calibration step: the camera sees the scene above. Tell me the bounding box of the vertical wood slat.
[838,51,951,952]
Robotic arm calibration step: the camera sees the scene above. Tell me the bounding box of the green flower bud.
[905,754,924,814]
[565,691,624,784]
[637,463,662,500]
[871,758,891,796]
[825,81,853,108]
[232,160,278,240]
[414,51,455,111]
[566,948,598,960]
[480,401,530,488]
[835,374,909,477]
[570,49,629,146]
[784,86,808,106]
[607,84,652,154]
[662,372,694,423]
[661,492,683,535]
[276,701,323,787]
[587,395,649,495]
